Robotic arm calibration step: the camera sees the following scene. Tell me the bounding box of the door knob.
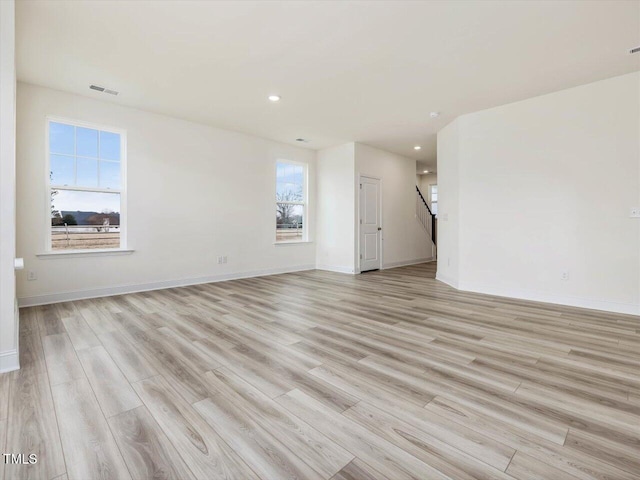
[378,227,382,231]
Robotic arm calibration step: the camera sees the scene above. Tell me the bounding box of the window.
[275,161,306,243]
[48,119,125,251]
[430,184,438,215]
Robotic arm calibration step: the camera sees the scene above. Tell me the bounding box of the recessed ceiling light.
[414,146,422,150]
[268,95,281,102]
[423,170,429,174]
[429,112,440,118]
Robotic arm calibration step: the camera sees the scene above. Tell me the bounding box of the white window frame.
[275,159,308,244]
[45,116,128,254]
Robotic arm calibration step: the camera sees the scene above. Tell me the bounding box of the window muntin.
[48,120,125,251]
[276,161,306,242]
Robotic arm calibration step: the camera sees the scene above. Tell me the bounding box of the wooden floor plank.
[60,315,101,351]
[4,372,65,480]
[330,459,391,480]
[426,396,638,480]
[506,451,582,480]
[515,382,640,437]
[76,345,142,417]
[202,368,354,478]
[51,378,131,480]
[343,400,515,479]
[36,304,66,336]
[135,328,220,403]
[276,388,452,480]
[132,375,259,480]
[0,370,10,422]
[98,330,158,383]
[76,299,121,336]
[17,318,47,378]
[42,333,85,386]
[108,405,196,480]
[563,428,640,476]
[194,395,324,480]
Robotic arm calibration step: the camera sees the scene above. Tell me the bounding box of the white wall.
[16,83,317,305]
[355,143,434,269]
[0,0,19,372]
[438,72,640,314]
[316,143,356,273]
[435,121,460,287]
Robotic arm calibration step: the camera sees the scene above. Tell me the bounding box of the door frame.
[356,173,383,273]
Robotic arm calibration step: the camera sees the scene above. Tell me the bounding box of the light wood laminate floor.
[2,262,640,479]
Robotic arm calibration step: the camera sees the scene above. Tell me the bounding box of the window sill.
[274,241,313,246]
[37,248,135,259]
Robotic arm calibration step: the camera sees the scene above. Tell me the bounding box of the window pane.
[51,190,120,250]
[431,202,438,215]
[50,122,75,155]
[99,161,121,189]
[50,155,75,186]
[285,164,295,183]
[76,157,98,188]
[293,165,304,185]
[287,183,302,199]
[76,127,98,157]
[276,162,304,201]
[276,183,303,202]
[276,203,303,242]
[99,131,121,160]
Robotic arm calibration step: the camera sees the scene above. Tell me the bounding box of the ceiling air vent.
[89,85,119,96]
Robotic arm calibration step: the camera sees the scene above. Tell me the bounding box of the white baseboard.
[18,264,316,307]
[0,350,19,374]
[382,257,434,269]
[435,272,459,289]
[315,264,356,274]
[457,281,640,316]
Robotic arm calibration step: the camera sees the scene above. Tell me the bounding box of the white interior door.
[359,176,381,272]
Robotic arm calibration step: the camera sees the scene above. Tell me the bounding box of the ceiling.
[16,1,640,171]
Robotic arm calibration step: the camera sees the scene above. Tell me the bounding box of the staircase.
[416,185,436,248]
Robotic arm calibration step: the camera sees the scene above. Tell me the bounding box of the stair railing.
[416,186,436,245]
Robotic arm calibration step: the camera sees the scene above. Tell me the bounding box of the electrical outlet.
[217,256,223,264]
[223,256,228,264]
[561,270,569,281]
[27,271,37,281]
[630,207,640,218]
